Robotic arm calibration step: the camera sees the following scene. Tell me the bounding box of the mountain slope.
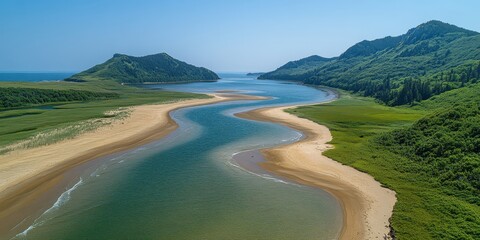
[339,36,402,59]
[259,20,480,106]
[66,53,219,84]
[290,85,480,239]
[259,55,334,80]
[276,21,480,239]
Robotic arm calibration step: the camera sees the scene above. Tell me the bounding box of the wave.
[131,146,147,154]
[13,178,84,239]
[228,160,300,187]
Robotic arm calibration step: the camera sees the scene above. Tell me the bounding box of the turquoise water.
[0,72,75,82]
[17,74,342,240]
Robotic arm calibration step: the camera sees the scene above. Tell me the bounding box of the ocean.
[0,72,76,82]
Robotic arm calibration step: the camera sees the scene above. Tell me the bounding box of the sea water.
[0,72,76,82]
[17,74,342,240]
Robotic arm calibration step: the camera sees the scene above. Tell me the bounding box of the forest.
[266,20,480,239]
[360,61,480,105]
[260,20,480,106]
[0,87,119,109]
[290,87,480,239]
[378,102,480,204]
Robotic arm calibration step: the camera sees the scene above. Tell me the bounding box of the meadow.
[0,81,207,153]
[289,91,480,239]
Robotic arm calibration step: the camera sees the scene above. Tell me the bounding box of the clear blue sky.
[1,0,479,72]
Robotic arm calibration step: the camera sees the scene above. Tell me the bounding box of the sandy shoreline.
[236,105,397,240]
[0,93,263,238]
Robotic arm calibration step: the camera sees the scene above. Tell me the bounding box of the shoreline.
[0,93,264,238]
[236,103,397,240]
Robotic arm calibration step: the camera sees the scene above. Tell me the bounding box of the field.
[288,92,480,239]
[0,81,207,152]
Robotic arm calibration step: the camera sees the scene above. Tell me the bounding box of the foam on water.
[10,76,342,239]
[132,147,147,154]
[228,158,301,187]
[13,178,84,239]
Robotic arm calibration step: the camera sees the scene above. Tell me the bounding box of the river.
[17,73,342,240]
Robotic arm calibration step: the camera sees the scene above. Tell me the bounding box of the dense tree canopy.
[0,87,118,109]
[259,20,480,106]
[378,102,480,204]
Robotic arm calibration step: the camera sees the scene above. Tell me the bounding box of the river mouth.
[11,74,342,240]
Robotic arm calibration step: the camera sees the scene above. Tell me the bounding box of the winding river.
[18,74,342,240]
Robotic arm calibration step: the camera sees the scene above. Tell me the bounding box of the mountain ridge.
[259,55,334,80]
[259,20,480,106]
[66,53,219,84]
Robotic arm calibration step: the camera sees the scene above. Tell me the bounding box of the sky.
[1,0,479,72]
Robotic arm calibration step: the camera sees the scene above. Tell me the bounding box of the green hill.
[289,85,480,239]
[339,36,402,59]
[259,55,334,80]
[0,52,213,152]
[66,53,219,84]
[259,20,480,106]
[271,20,480,239]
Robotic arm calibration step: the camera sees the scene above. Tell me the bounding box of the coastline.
[0,93,264,238]
[236,103,397,240]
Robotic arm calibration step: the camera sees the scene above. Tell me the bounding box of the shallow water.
[18,74,342,240]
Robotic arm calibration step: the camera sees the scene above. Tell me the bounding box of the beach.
[237,105,397,240]
[0,93,263,238]
[0,89,395,240]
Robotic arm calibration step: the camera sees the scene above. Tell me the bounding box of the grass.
[289,93,424,168]
[0,80,209,152]
[288,92,479,239]
[0,108,130,154]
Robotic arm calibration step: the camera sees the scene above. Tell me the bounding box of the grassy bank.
[288,92,480,239]
[0,81,208,153]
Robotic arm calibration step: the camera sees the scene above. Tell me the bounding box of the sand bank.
[236,105,396,240]
[0,93,263,238]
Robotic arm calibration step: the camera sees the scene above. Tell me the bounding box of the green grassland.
[0,51,221,150]
[288,91,480,239]
[0,80,208,153]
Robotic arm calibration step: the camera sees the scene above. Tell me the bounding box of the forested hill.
[259,55,334,80]
[259,20,480,106]
[380,83,480,205]
[66,53,219,84]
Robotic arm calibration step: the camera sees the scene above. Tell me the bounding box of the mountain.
[261,20,480,239]
[259,20,480,106]
[66,53,219,84]
[339,36,402,59]
[260,55,334,80]
[401,20,477,45]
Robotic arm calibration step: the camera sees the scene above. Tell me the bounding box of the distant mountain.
[66,53,219,84]
[246,72,265,76]
[259,20,480,106]
[260,55,334,80]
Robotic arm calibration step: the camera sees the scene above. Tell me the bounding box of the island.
[66,53,220,84]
